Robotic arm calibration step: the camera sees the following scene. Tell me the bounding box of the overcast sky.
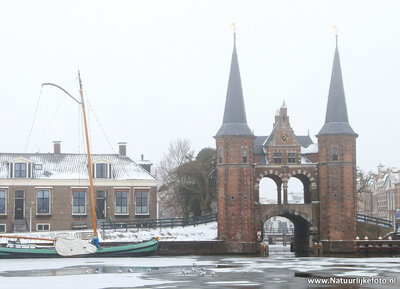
[0,0,399,173]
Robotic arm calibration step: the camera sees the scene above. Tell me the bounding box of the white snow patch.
[301,143,318,154]
[0,222,218,244]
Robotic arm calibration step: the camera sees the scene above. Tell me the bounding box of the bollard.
[313,242,318,256]
[318,242,323,256]
[264,243,269,257]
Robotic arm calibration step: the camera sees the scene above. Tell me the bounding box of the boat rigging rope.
[87,101,115,155]
[24,87,43,152]
[31,96,69,151]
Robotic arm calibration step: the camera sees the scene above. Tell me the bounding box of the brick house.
[360,165,400,223]
[215,34,358,252]
[0,142,157,233]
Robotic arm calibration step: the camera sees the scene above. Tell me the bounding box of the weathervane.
[333,25,338,37]
[231,23,236,35]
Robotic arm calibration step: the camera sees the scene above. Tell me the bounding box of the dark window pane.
[0,199,5,214]
[136,191,148,214]
[116,191,128,214]
[15,190,24,199]
[37,190,50,214]
[96,163,108,178]
[15,163,27,178]
[332,147,338,161]
[73,191,85,213]
[274,153,282,163]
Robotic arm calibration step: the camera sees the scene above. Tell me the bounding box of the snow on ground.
[0,222,218,244]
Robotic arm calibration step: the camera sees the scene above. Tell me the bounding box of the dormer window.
[92,159,113,179]
[96,163,108,178]
[15,163,27,178]
[9,158,33,178]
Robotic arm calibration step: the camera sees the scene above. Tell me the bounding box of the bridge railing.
[357,213,393,228]
[100,213,217,231]
[264,228,294,235]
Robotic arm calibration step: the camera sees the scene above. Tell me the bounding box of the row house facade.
[0,142,157,233]
[358,165,400,224]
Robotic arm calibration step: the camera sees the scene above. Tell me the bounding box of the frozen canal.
[0,246,399,289]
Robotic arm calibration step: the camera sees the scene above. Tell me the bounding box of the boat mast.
[78,71,98,238]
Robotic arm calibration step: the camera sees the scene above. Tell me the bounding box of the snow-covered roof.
[301,156,312,164]
[0,153,154,180]
[301,143,318,154]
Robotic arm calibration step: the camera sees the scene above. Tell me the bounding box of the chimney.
[53,141,61,155]
[141,154,144,161]
[118,142,127,156]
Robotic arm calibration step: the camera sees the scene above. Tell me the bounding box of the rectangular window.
[37,190,50,214]
[332,147,338,161]
[0,190,5,214]
[115,191,128,214]
[242,147,247,163]
[37,224,50,231]
[15,163,27,178]
[96,163,108,178]
[218,148,223,164]
[15,190,24,199]
[135,191,149,214]
[288,152,296,163]
[273,152,282,163]
[0,224,5,233]
[73,191,86,214]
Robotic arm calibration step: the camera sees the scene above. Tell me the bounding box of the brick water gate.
[215,34,357,254]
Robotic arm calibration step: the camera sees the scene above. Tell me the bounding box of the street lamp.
[29,201,33,232]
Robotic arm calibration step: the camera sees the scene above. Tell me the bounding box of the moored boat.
[0,238,158,258]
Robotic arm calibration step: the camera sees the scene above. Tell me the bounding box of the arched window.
[332,146,338,161]
[218,148,223,164]
[242,147,247,163]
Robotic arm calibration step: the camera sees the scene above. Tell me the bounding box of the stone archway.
[257,204,314,255]
[287,170,317,204]
[259,175,283,204]
[264,212,310,255]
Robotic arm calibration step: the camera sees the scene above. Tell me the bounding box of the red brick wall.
[317,135,357,240]
[216,136,256,244]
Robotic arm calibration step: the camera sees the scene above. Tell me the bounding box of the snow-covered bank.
[0,222,218,243]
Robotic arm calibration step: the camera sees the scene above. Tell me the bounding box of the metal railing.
[101,213,217,231]
[264,228,294,235]
[357,213,393,228]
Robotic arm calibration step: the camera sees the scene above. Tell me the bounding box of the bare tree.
[356,168,376,215]
[357,168,375,195]
[157,139,194,218]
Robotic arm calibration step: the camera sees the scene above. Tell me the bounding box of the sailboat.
[0,72,158,258]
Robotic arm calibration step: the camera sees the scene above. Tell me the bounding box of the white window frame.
[135,190,149,216]
[72,190,87,215]
[8,157,34,179]
[92,159,113,179]
[36,223,50,231]
[115,190,129,216]
[36,189,51,215]
[0,189,7,215]
[0,224,6,233]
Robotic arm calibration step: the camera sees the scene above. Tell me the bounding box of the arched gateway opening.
[262,213,310,255]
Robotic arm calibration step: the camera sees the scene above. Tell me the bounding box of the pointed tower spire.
[216,28,253,137]
[317,35,357,136]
